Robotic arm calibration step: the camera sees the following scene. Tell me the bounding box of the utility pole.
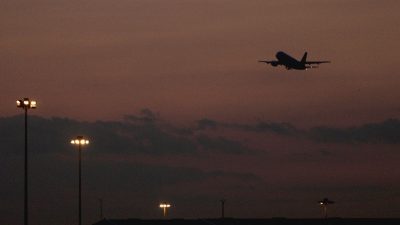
[99,198,103,219]
[220,199,226,219]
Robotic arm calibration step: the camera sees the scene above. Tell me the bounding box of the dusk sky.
[2,1,400,225]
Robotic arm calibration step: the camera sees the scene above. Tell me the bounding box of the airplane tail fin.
[301,52,308,64]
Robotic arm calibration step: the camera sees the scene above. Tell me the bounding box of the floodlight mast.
[318,198,335,219]
[16,98,37,225]
[71,136,89,225]
[220,199,226,219]
[159,203,171,217]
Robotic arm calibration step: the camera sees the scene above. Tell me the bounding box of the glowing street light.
[71,136,89,225]
[318,198,335,219]
[159,202,171,217]
[16,97,37,225]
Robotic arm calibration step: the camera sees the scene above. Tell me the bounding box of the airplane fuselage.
[275,51,307,70]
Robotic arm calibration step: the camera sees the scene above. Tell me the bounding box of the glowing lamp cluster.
[159,202,171,217]
[16,98,37,109]
[71,138,89,145]
[159,203,171,208]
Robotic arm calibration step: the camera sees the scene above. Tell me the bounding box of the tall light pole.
[159,203,171,218]
[16,98,37,225]
[318,198,335,219]
[99,198,103,220]
[71,136,89,225]
[220,199,226,219]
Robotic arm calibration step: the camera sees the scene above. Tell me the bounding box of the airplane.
[259,51,330,70]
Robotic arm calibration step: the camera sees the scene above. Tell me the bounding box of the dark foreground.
[93,218,400,225]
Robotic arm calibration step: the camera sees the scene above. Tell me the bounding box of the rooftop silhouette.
[93,218,400,225]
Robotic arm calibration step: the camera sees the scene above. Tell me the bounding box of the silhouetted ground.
[93,218,400,225]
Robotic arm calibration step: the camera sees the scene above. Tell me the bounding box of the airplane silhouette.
[259,51,330,70]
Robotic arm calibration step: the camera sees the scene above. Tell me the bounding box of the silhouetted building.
[93,218,400,225]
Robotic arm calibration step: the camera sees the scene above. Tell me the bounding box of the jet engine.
[271,62,278,67]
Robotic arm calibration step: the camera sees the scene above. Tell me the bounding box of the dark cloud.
[197,118,218,130]
[196,117,400,144]
[124,108,159,123]
[3,114,400,160]
[196,135,251,154]
[196,118,298,135]
[0,114,197,155]
[287,149,335,162]
[0,115,86,155]
[0,111,253,156]
[228,121,299,135]
[102,119,197,155]
[309,119,400,144]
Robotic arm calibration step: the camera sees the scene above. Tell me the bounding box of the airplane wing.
[305,61,330,65]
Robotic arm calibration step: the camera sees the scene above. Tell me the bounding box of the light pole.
[71,136,89,225]
[159,203,171,218]
[99,198,103,220]
[16,98,37,225]
[318,198,335,219]
[220,199,226,219]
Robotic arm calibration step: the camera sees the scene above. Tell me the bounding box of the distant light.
[16,98,37,109]
[70,136,90,146]
[319,198,335,206]
[30,101,37,108]
[159,202,171,217]
[159,203,171,208]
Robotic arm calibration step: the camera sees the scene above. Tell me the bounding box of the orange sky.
[1,0,400,126]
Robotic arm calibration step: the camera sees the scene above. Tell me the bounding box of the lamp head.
[159,203,171,208]
[71,136,89,146]
[16,98,37,109]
